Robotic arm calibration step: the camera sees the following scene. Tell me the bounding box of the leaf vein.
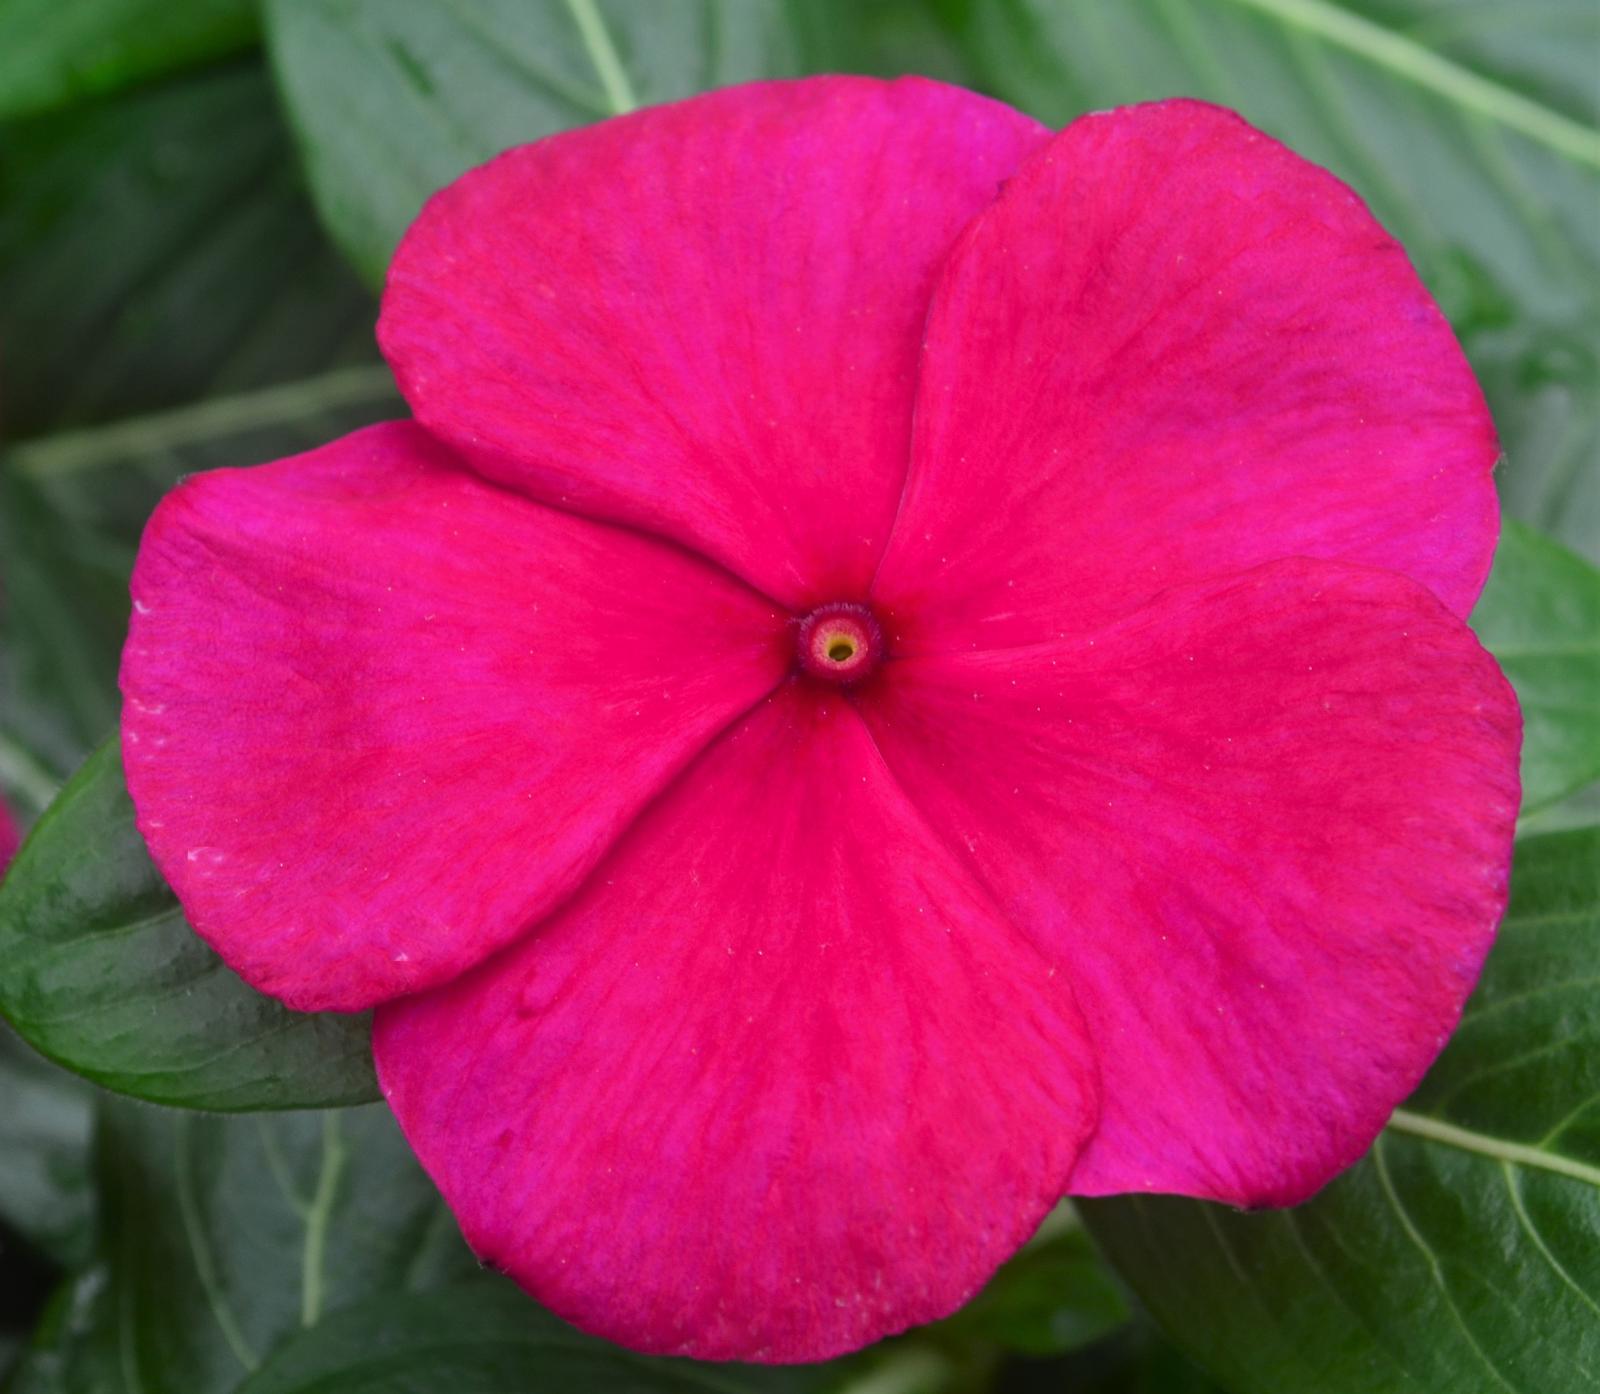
[1217,0,1600,165]
[1371,1134,1518,1393]
[174,1114,261,1371]
[1501,1160,1600,1326]
[1389,1108,1600,1189]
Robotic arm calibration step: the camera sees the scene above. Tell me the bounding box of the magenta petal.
[860,560,1520,1206]
[378,77,1046,608]
[120,422,789,1011]
[0,799,17,872]
[874,100,1499,652]
[374,684,1097,1362]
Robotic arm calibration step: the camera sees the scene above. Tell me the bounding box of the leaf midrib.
[562,0,638,115]
[1387,1107,1600,1187]
[300,1112,347,1329]
[9,365,400,480]
[1220,0,1600,166]
[175,1113,262,1373]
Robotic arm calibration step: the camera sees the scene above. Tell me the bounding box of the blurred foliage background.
[0,2,1596,1392]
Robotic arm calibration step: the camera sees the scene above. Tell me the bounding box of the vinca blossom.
[120,79,1519,1362]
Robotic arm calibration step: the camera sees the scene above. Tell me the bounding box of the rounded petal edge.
[120,421,790,1011]
[876,97,1500,654]
[375,685,1098,1361]
[379,76,1048,607]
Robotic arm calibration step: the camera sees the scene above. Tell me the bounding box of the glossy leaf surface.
[1082,825,1600,1393]
[263,0,968,284]
[1473,520,1600,814]
[234,1282,829,1394]
[7,1100,476,1393]
[0,741,379,1110]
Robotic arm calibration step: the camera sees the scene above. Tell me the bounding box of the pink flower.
[0,800,17,872]
[120,80,1520,1361]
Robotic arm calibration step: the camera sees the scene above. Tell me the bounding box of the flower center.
[796,603,885,685]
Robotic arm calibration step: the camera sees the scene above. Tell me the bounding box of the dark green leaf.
[103,1102,478,1393]
[236,1280,831,1394]
[1476,322,1599,565]
[961,0,1600,561]
[0,60,396,802]
[1473,520,1600,815]
[0,0,256,120]
[1099,1336,1232,1394]
[0,740,379,1110]
[1081,825,1600,1394]
[931,1213,1129,1358]
[1036,1315,1233,1394]
[0,61,376,442]
[263,0,969,285]
[0,469,127,792]
[0,372,401,805]
[5,1108,830,1394]
[10,1099,479,1394]
[4,1267,123,1394]
[0,1025,94,1269]
[9,366,401,549]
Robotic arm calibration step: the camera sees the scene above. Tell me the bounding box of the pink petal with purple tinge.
[0,799,18,873]
[121,422,789,1011]
[874,101,1500,652]
[376,683,1097,1362]
[861,559,1519,1206]
[379,77,1047,608]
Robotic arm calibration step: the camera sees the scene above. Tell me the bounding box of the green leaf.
[961,0,1600,562]
[0,0,257,120]
[931,1212,1129,1358]
[1520,781,1600,837]
[234,1281,829,1394]
[1081,824,1600,1394]
[1473,520,1600,815]
[1037,1317,1233,1394]
[9,1107,827,1394]
[9,1100,480,1394]
[0,1024,94,1269]
[0,372,402,804]
[263,0,967,285]
[4,1266,123,1394]
[9,366,401,548]
[0,61,377,443]
[0,60,397,799]
[0,740,379,1110]
[263,0,789,285]
[0,470,128,792]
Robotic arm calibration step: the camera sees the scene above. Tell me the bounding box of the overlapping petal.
[873,100,1500,652]
[115,73,1526,1365]
[121,422,789,1012]
[860,559,1520,1205]
[379,77,1046,607]
[375,684,1097,1362]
